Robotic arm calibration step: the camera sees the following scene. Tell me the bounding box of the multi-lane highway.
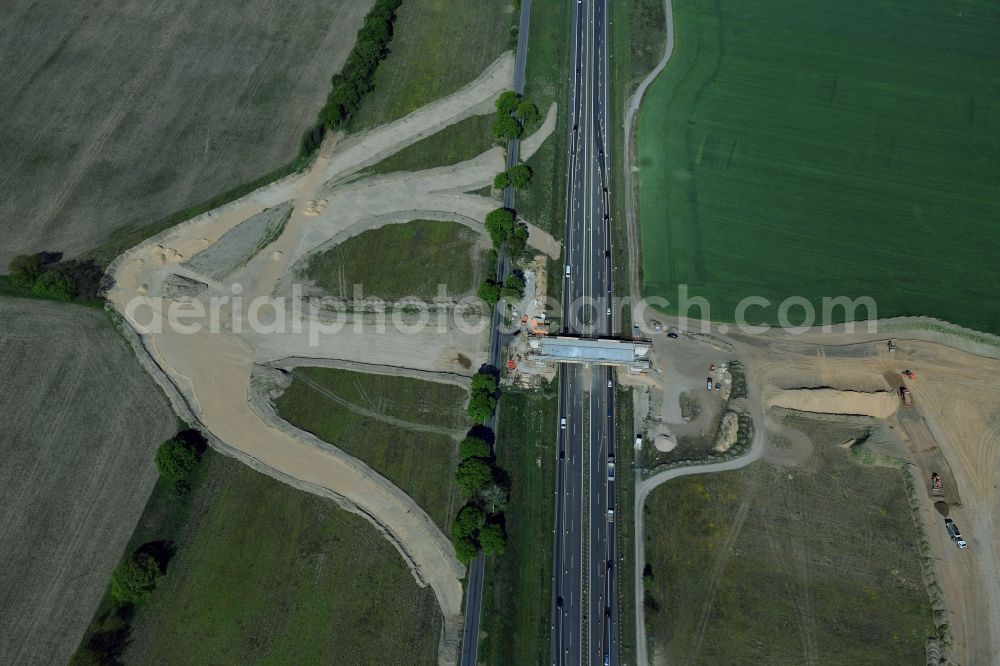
[551,1,618,665]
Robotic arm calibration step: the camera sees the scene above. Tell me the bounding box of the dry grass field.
[643,416,934,664]
[0,298,176,665]
[0,0,372,266]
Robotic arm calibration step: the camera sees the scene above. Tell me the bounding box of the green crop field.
[642,417,934,663]
[275,367,467,529]
[303,219,488,301]
[637,0,1000,333]
[79,449,441,665]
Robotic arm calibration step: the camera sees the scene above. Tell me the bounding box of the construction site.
[629,312,1000,665]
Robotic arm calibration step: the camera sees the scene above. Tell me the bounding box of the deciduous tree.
[508,164,533,189]
[495,90,521,115]
[460,436,491,459]
[109,552,162,605]
[492,115,523,141]
[455,457,494,495]
[516,100,540,126]
[479,523,507,556]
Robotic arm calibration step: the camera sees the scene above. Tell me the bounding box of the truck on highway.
[607,508,614,522]
[607,462,615,480]
[945,518,967,549]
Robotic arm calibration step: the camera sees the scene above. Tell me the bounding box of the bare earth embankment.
[0,299,175,664]
[104,51,560,662]
[0,0,372,265]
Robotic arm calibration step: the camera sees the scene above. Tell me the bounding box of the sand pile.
[768,388,898,419]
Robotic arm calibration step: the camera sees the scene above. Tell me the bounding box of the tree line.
[451,369,510,562]
[7,252,103,303]
[299,0,404,158]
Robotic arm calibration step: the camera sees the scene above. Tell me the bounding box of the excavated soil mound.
[768,388,899,419]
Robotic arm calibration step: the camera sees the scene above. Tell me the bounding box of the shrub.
[496,90,521,115]
[300,124,326,158]
[109,552,162,605]
[492,115,523,140]
[493,171,511,190]
[8,254,42,288]
[31,270,74,301]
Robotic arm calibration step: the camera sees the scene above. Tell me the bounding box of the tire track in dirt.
[687,496,752,664]
[760,482,819,666]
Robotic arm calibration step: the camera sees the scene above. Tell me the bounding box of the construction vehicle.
[888,339,896,353]
[707,377,714,391]
[945,518,968,549]
[931,473,944,497]
[901,369,916,380]
[899,386,913,408]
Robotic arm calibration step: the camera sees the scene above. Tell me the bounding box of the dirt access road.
[106,51,560,664]
[630,314,1000,665]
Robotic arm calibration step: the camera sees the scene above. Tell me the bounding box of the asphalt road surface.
[550,1,618,664]
[458,2,532,664]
